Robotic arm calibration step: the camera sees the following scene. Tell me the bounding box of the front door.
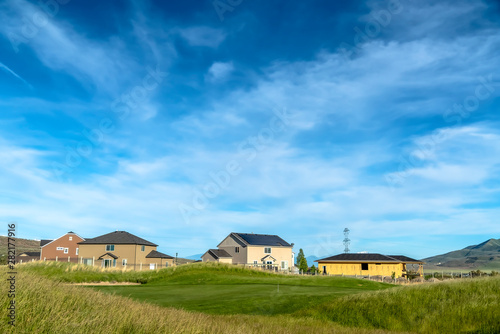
[323,266,327,275]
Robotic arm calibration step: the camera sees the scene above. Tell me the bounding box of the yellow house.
[78,231,174,270]
[202,232,294,271]
[315,253,423,278]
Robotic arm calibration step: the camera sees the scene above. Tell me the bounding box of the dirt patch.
[68,282,141,286]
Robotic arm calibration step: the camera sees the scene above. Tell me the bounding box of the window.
[253,260,258,265]
[141,245,145,251]
[235,247,240,253]
[106,245,115,251]
[69,236,72,241]
[361,263,369,271]
[122,259,127,266]
[264,247,271,254]
[64,248,68,254]
[76,248,79,255]
[281,261,288,269]
[56,247,64,251]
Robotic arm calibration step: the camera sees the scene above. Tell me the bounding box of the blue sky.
[1,0,499,260]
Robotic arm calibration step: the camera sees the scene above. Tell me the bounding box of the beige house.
[202,233,294,271]
[78,231,174,270]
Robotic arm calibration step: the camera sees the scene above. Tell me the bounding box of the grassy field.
[20,261,392,316]
[300,277,500,333]
[0,268,389,334]
[4,262,500,333]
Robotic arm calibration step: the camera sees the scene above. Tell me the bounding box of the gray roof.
[316,253,423,263]
[40,240,52,247]
[78,231,157,246]
[146,250,173,259]
[98,252,118,260]
[233,233,292,247]
[207,249,232,259]
[19,251,40,257]
[388,255,423,263]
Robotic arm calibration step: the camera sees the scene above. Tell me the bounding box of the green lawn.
[69,261,391,316]
[93,282,385,315]
[11,262,500,333]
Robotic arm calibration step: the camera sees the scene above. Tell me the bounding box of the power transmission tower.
[343,228,350,253]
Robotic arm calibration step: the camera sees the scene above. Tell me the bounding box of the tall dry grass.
[1,269,389,334]
[299,276,500,333]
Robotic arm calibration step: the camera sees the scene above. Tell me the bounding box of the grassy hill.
[0,236,40,264]
[20,261,392,316]
[0,266,386,334]
[299,276,500,333]
[423,238,500,270]
[5,262,500,333]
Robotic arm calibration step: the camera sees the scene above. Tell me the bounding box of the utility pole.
[343,228,350,253]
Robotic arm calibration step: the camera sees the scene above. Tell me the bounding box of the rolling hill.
[0,236,40,264]
[423,238,500,270]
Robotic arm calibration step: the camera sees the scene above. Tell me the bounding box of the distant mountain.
[184,253,203,261]
[0,236,40,264]
[423,238,500,270]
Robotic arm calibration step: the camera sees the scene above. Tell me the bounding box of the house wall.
[202,252,216,262]
[41,233,84,262]
[218,235,248,264]
[144,257,174,269]
[78,244,158,270]
[202,252,232,264]
[317,262,404,277]
[247,246,293,270]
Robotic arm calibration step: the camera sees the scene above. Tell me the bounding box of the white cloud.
[178,26,227,48]
[206,61,234,82]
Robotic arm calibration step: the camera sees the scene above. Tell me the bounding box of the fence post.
[68,256,70,262]
[140,263,142,271]
[93,256,95,267]
[56,256,58,262]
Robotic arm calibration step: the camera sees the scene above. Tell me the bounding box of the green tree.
[296,248,305,266]
[309,264,317,274]
[299,257,308,273]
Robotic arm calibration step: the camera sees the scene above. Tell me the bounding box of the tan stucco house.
[202,233,294,271]
[78,231,174,270]
[40,231,85,263]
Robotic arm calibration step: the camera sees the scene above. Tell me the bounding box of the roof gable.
[40,232,85,248]
[208,249,232,259]
[78,231,157,246]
